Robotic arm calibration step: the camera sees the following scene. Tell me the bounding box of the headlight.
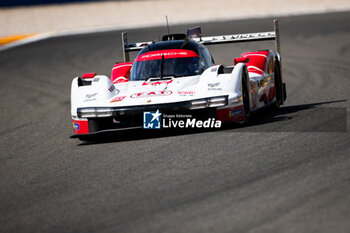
[190,96,228,109]
[190,100,207,109]
[208,97,227,107]
[78,108,113,118]
[79,108,97,118]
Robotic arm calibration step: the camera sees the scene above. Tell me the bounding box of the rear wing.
[121,19,281,62]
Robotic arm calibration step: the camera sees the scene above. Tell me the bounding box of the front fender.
[71,75,116,117]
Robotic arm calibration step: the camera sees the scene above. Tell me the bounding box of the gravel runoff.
[1,0,350,38]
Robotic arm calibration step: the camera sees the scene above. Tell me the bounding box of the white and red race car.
[71,19,286,140]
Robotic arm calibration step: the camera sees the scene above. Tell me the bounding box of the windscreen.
[130,49,207,81]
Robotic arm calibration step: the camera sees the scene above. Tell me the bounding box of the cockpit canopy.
[130,40,213,81]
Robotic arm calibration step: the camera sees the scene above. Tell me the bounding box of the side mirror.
[234,57,249,65]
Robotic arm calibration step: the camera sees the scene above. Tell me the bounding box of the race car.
[70,19,286,140]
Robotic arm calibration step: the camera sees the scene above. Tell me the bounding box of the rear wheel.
[274,59,283,109]
[241,68,250,121]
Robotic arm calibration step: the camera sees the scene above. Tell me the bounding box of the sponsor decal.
[208,82,220,87]
[142,79,173,86]
[178,90,195,96]
[73,122,80,130]
[229,108,243,118]
[72,119,89,134]
[84,93,97,102]
[208,87,223,91]
[143,110,221,129]
[131,90,172,98]
[143,110,162,129]
[108,85,115,92]
[85,93,98,99]
[208,82,222,91]
[140,51,188,60]
[110,96,126,103]
[136,49,199,62]
[84,98,97,102]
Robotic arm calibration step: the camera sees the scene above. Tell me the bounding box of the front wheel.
[88,118,112,133]
[88,118,101,133]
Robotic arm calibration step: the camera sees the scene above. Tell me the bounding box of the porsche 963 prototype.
[70,19,286,140]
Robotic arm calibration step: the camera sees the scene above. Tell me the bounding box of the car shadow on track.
[231,99,347,133]
[76,99,347,146]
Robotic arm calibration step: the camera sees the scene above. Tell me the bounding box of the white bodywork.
[75,65,229,113]
[71,61,277,120]
[70,19,284,137]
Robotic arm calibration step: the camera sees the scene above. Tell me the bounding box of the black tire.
[241,67,250,121]
[88,118,114,133]
[88,118,101,133]
[274,59,283,108]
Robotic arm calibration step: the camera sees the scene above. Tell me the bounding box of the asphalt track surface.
[1,12,350,233]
